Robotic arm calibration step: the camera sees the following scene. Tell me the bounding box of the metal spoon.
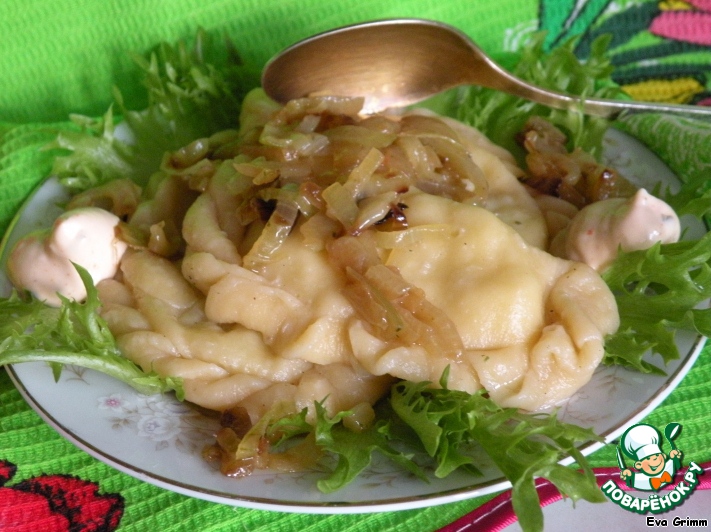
[262,18,711,119]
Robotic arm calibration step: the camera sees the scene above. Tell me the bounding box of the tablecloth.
[1,1,711,530]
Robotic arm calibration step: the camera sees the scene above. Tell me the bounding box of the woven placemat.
[2,1,711,530]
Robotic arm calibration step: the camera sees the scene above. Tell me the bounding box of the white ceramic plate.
[1,128,707,514]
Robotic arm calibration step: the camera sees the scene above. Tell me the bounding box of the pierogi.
[90,89,619,420]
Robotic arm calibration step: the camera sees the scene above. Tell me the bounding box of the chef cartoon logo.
[617,422,682,491]
[602,422,705,514]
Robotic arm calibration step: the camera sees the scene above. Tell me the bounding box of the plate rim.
[1,128,708,514]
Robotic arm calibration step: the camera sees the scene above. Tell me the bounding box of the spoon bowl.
[262,19,711,118]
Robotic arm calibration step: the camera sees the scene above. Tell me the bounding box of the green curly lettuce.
[663,168,711,221]
[0,264,183,398]
[44,28,259,192]
[602,232,711,373]
[266,369,604,532]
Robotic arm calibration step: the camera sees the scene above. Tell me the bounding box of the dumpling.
[377,190,619,410]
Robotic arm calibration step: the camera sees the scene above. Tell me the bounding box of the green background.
[2,0,711,530]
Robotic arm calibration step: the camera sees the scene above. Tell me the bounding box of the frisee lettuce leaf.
[0,264,183,398]
[455,32,625,163]
[388,371,605,532]
[269,369,604,532]
[310,402,427,493]
[663,167,711,220]
[44,29,258,192]
[602,233,711,373]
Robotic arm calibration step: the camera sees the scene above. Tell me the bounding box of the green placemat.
[2,1,711,531]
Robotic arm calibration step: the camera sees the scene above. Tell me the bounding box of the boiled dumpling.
[377,190,619,410]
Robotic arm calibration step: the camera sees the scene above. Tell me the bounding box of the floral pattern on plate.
[97,393,217,453]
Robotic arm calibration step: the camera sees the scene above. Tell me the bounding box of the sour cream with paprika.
[7,207,127,306]
[552,188,680,271]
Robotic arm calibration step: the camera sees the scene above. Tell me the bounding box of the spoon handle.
[491,64,711,119]
[578,97,711,119]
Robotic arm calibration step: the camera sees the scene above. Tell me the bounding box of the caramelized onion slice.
[374,224,450,249]
[365,264,465,360]
[66,178,142,220]
[351,191,400,234]
[520,116,636,207]
[326,233,381,274]
[343,266,405,340]
[324,125,397,148]
[419,136,488,205]
[242,199,299,269]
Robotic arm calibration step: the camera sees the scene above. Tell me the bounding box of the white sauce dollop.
[551,188,680,271]
[7,207,127,306]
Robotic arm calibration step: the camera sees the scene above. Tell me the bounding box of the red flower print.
[0,460,124,532]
